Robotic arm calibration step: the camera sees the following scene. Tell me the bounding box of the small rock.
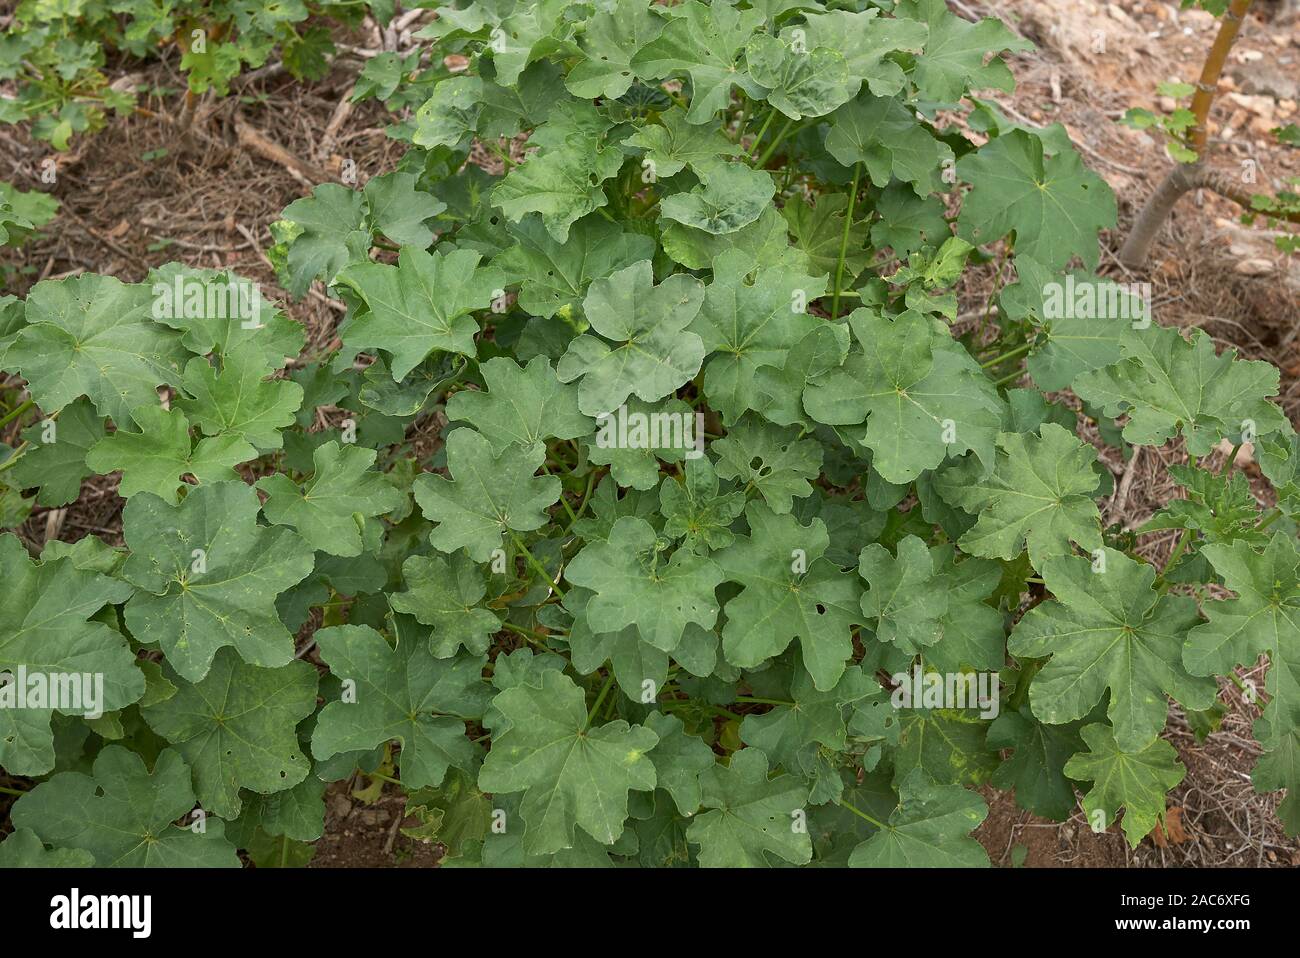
[1214,438,1254,467]
[1158,96,1177,112]
[331,795,353,820]
[1251,115,1278,136]
[1235,258,1275,276]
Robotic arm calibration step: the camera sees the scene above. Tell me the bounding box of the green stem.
[0,441,29,473]
[499,620,551,648]
[659,699,743,723]
[747,108,776,157]
[754,116,795,167]
[509,532,566,598]
[980,341,1033,370]
[0,784,28,796]
[831,163,862,321]
[368,771,402,787]
[991,368,1026,389]
[485,140,516,169]
[542,461,578,523]
[733,695,795,707]
[1257,508,1283,531]
[1156,531,1193,592]
[837,796,887,830]
[1223,442,1243,474]
[979,242,1013,335]
[563,470,598,536]
[0,399,34,429]
[1008,658,1044,712]
[585,672,616,728]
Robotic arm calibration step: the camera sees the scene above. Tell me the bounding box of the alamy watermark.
[50,889,151,938]
[594,404,705,459]
[151,274,263,328]
[0,667,104,719]
[1042,276,1152,329]
[890,666,1000,720]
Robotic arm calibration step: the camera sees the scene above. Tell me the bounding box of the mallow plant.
[0,0,1297,868]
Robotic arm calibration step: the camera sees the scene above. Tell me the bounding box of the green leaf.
[479,669,659,853]
[567,515,723,651]
[413,75,484,149]
[337,246,497,380]
[717,503,862,689]
[278,183,370,298]
[660,455,746,552]
[176,343,304,450]
[859,535,947,654]
[494,214,655,320]
[1185,534,1300,759]
[870,182,950,257]
[741,663,872,769]
[311,625,489,789]
[0,829,96,867]
[659,159,775,236]
[803,309,1003,483]
[987,702,1088,821]
[644,711,715,815]
[825,93,953,195]
[1007,548,1216,751]
[1073,325,1287,457]
[745,35,854,120]
[121,481,315,682]
[894,708,999,786]
[399,767,493,857]
[85,405,256,502]
[1063,723,1185,848]
[389,553,504,657]
[935,423,1103,567]
[446,356,592,454]
[257,440,404,557]
[1252,724,1300,836]
[685,747,811,867]
[141,651,318,819]
[11,747,240,867]
[565,0,666,99]
[621,106,742,178]
[412,428,561,562]
[847,769,989,867]
[557,260,705,417]
[794,9,927,98]
[781,193,871,285]
[713,415,822,514]
[691,251,825,424]
[0,534,140,775]
[630,0,765,124]
[490,101,623,242]
[8,397,105,506]
[922,545,1006,673]
[146,263,308,371]
[999,257,1144,392]
[586,396,697,490]
[894,0,1032,102]
[956,129,1116,270]
[7,274,186,426]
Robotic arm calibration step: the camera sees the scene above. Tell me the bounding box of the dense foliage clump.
[1,0,1297,868]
